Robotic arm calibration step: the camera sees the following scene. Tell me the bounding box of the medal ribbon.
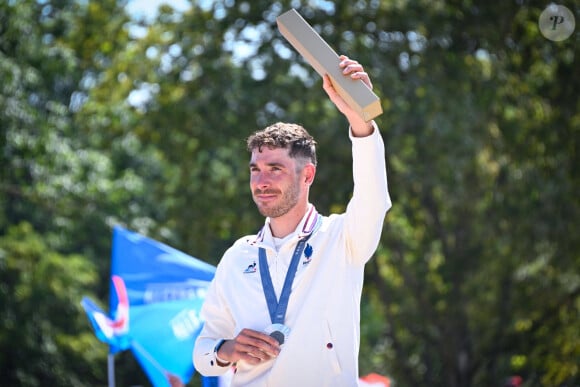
[258,234,313,324]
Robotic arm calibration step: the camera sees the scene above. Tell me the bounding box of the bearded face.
[249,147,308,219]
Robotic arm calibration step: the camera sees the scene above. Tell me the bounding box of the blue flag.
[82,226,216,386]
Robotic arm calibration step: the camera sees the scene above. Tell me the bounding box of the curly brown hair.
[246,122,317,167]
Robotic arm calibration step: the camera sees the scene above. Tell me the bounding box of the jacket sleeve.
[193,257,236,376]
[344,122,391,264]
[193,336,232,376]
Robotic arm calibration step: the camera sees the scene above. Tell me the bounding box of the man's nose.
[253,172,270,188]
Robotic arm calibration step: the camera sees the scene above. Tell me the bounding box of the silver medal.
[264,323,290,345]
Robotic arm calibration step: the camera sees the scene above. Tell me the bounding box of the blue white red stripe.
[299,205,319,237]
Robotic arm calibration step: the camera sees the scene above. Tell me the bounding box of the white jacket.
[194,126,391,386]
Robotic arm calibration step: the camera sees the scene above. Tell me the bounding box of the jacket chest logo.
[302,243,314,265]
[243,261,257,274]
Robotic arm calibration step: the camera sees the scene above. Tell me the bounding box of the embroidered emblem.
[244,262,257,273]
[302,243,313,265]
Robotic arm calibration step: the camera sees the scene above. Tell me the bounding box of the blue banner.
[82,226,216,386]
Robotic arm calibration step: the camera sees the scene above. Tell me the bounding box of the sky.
[125,0,192,21]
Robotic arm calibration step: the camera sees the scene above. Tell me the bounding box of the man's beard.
[253,179,300,218]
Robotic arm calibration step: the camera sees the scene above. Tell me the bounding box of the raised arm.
[322,55,391,263]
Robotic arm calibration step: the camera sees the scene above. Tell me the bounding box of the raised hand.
[322,55,375,136]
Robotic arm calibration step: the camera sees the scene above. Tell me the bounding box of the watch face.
[264,323,290,345]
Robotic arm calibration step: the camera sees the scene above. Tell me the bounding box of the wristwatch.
[214,339,231,367]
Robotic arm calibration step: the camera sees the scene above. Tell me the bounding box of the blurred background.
[0,0,578,386]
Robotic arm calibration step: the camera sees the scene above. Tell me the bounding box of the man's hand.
[217,328,281,365]
[323,55,375,137]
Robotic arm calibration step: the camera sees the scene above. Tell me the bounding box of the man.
[193,55,391,386]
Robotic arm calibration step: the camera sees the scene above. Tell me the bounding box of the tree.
[0,222,104,386]
[1,0,164,384]
[358,1,579,385]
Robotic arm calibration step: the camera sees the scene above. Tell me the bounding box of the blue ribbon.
[258,235,312,324]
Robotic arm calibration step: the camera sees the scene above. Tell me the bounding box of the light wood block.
[277,9,382,121]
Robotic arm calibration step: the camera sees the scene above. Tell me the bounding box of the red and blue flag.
[81,226,216,386]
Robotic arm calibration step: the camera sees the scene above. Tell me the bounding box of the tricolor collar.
[250,205,321,245]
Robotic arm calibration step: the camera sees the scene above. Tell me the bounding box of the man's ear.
[303,164,316,185]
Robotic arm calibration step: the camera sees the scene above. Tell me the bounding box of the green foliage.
[0,222,103,386]
[0,0,578,386]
